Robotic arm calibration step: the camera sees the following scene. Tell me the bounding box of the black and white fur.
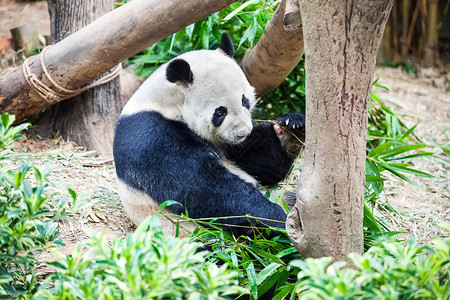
[113,34,305,236]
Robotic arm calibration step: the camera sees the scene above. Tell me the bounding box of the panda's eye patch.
[242,95,250,110]
[212,106,228,127]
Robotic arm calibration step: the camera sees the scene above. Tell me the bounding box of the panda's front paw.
[274,113,305,133]
[272,113,305,158]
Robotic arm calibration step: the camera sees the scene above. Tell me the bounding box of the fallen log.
[0,0,237,123]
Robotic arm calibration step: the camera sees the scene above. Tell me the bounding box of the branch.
[241,0,303,96]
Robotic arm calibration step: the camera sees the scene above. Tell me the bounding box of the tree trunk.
[241,0,304,96]
[0,0,237,124]
[32,0,121,156]
[286,0,394,260]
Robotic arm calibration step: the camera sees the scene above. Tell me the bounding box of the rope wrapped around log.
[22,46,122,102]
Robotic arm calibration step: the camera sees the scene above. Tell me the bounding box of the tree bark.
[32,0,121,156]
[286,0,394,260]
[241,0,304,96]
[0,0,237,124]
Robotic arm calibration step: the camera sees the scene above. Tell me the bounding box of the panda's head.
[165,33,256,145]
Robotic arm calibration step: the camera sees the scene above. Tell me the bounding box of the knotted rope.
[23,46,122,103]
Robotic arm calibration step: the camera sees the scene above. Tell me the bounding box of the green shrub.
[0,113,68,298]
[363,80,435,247]
[191,224,302,300]
[34,215,248,299]
[291,231,449,299]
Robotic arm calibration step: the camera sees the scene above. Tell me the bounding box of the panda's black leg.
[223,113,305,186]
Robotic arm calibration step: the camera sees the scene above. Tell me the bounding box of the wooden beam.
[0,0,237,123]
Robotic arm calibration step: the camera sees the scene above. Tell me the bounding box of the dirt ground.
[372,67,450,243]
[0,0,449,258]
[0,0,50,60]
[0,0,49,37]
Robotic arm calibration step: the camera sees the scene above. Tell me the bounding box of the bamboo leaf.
[363,204,384,233]
[272,284,294,300]
[442,142,450,156]
[387,163,435,178]
[385,152,434,161]
[372,80,389,91]
[255,262,281,285]
[378,144,427,159]
[246,261,258,299]
[252,248,284,264]
[276,247,298,258]
[365,174,387,182]
[223,0,259,21]
[378,160,422,188]
[401,123,419,139]
[158,200,182,211]
[368,141,393,157]
[257,269,282,298]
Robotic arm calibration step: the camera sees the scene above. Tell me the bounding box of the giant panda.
[113,33,305,237]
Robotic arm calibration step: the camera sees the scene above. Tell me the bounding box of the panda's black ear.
[166,59,194,86]
[219,33,235,58]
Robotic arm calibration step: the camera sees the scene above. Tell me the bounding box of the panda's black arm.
[223,113,305,186]
[223,122,291,186]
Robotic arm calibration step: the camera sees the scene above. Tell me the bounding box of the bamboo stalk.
[417,0,428,58]
[424,0,439,67]
[405,1,420,59]
[400,0,410,60]
[377,13,393,63]
[392,1,401,62]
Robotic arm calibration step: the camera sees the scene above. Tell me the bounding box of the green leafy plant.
[0,114,29,158]
[255,62,306,120]
[378,61,418,76]
[189,224,301,300]
[34,215,248,299]
[0,113,69,298]
[128,1,276,77]
[291,230,449,299]
[363,80,435,245]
